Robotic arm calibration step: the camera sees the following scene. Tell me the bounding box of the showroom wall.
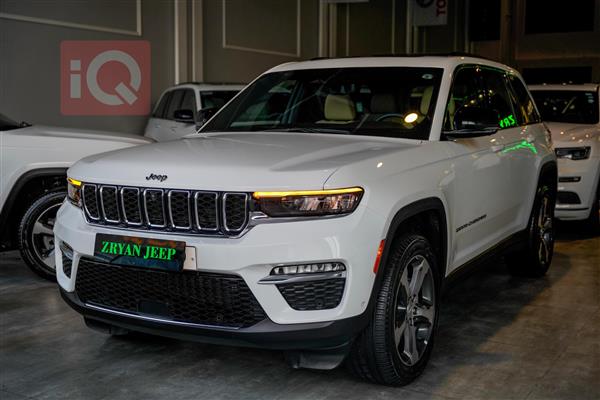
[0,0,175,134]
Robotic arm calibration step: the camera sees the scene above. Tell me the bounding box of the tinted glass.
[481,69,516,129]
[0,113,21,131]
[166,90,185,120]
[443,67,486,131]
[180,90,196,112]
[531,90,599,124]
[202,67,443,140]
[153,92,171,118]
[200,91,239,110]
[507,75,540,125]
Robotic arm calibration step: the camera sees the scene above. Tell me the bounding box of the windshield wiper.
[262,127,350,134]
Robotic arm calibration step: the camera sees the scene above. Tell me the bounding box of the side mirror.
[445,106,499,139]
[173,109,195,123]
[196,107,216,127]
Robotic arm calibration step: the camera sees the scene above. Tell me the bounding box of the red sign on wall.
[61,41,151,115]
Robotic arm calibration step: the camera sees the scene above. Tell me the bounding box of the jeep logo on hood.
[146,173,168,182]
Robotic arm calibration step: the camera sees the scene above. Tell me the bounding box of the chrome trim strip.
[168,190,192,229]
[82,184,100,221]
[84,303,241,331]
[194,191,219,231]
[143,188,167,228]
[222,192,248,233]
[120,187,143,226]
[258,271,346,285]
[99,185,120,223]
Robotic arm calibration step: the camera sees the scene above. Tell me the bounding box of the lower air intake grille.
[62,254,72,278]
[277,279,345,311]
[75,258,266,328]
[557,191,581,205]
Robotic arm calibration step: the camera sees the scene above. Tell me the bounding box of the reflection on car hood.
[545,122,600,147]
[13,125,152,145]
[69,132,420,191]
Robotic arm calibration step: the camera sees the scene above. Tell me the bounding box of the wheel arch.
[0,168,67,251]
[367,197,448,312]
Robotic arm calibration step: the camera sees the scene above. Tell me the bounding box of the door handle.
[491,144,505,153]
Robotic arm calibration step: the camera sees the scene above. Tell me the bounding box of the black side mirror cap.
[173,109,195,123]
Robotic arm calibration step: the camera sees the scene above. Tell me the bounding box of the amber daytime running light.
[67,177,82,207]
[253,187,364,217]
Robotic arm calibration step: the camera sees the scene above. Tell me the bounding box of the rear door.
[505,73,545,227]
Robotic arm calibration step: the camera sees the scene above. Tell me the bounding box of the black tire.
[347,234,440,386]
[507,182,555,277]
[583,182,599,234]
[18,191,66,281]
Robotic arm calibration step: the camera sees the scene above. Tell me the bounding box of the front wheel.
[507,183,555,277]
[347,234,440,386]
[18,191,66,280]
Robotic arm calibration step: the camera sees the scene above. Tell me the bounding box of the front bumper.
[54,199,384,335]
[555,156,600,220]
[60,288,368,350]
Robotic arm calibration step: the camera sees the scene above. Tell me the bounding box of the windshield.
[0,113,22,131]
[531,90,599,124]
[201,67,443,140]
[200,91,239,110]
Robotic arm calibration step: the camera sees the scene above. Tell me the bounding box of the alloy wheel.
[30,203,60,272]
[537,195,554,265]
[393,255,436,366]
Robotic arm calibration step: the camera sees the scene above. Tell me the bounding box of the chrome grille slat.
[81,184,248,236]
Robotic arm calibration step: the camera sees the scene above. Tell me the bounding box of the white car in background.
[56,56,557,385]
[530,84,600,231]
[144,83,244,142]
[0,113,152,279]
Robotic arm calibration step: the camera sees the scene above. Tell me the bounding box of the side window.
[481,69,517,129]
[165,89,185,120]
[444,67,486,131]
[179,89,197,113]
[507,75,541,125]
[153,91,171,118]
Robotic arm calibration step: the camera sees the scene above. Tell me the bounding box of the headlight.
[67,177,82,207]
[253,187,363,217]
[555,147,591,160]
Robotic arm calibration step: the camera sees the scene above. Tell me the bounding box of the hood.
[16,125,152,145]
[545,122,600,147]
[69,132,418,191]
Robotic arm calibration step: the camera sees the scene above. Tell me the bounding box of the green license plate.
[94,234,186,272]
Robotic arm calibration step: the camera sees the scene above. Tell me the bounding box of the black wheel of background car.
[583,181,599,234]
[18,191,66,281]
[347,233,440,386]
[507,183,555,277]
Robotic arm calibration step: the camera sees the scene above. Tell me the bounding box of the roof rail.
[309,52,495,62]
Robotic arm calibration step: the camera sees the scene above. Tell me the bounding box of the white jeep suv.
[55,56,557,386]
[529,84,600,231]
[0,114,151,280]
[144,83,244,142]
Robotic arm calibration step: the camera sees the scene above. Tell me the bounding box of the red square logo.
[61,41,151,115]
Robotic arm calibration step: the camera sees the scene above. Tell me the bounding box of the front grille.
[75,258,266,328]
[557,191,581,205]
[277,278,345,311]
[81,183,249,235]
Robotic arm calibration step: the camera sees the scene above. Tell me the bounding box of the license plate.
[94,234,186,272]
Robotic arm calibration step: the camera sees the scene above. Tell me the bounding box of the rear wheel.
[507,183,555,277]
[347,233,440,386]
[18,191,65,280]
